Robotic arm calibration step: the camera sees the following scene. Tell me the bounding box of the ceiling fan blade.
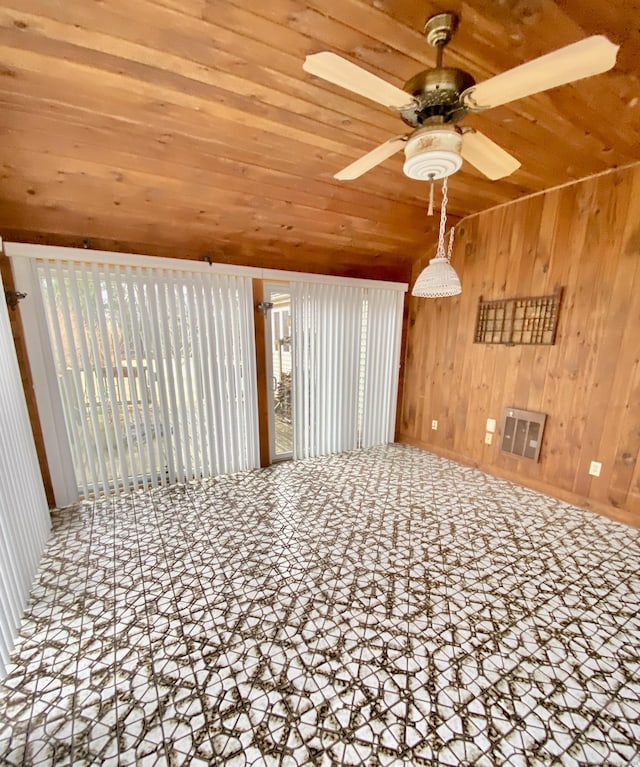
[304,52,415,110]
[334,136,407,180]
[461,35,619,111]
[461,131,521,180]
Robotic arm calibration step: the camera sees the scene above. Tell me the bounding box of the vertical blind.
[37,260,259,498]
[291,282,404,459]
[361,288,405,448]
[0,271,50,679]
[291,282,364,458]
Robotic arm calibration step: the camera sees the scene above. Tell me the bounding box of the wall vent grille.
[501,407,547,462]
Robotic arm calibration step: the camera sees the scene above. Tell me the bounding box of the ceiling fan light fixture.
[403,127,463,180]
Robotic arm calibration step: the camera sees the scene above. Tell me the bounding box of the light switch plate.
[589,461,602,477]
[431,419,438,431]
[486,418,496,433]
[484,432,493,445]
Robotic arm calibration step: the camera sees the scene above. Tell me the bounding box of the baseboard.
[399,435,640,530]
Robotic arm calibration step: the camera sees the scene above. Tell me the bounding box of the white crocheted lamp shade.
[412,255,461,298]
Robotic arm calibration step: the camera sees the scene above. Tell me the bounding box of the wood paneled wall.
[399,163,640,528]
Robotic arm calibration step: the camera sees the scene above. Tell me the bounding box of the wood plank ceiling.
[0,0,638,281]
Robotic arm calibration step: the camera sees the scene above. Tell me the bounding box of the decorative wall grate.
[474,288,562,345]
[500,407,547,462]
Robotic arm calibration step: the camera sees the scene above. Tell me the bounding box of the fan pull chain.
[427,176,435,216]
[436,177,448,258]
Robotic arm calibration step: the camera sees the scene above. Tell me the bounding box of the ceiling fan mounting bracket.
[423,11,459,49]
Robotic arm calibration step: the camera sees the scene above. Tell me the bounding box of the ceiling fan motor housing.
[401,68,475,127]
[403,127,463,180]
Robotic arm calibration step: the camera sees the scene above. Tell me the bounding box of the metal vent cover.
[501,407,547,462]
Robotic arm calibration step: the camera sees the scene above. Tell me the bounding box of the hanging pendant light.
[412,177,461,298]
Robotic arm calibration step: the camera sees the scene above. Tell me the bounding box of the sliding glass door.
[9,243,406,496]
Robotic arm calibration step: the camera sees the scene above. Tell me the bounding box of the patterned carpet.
[0,444,639,766]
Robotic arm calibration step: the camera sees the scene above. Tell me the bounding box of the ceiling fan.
[303,12,618,182]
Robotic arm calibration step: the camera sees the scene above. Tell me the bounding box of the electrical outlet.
[486,418,496,433]
[589,461,602,477]
[431,419,438,431]
[484,432,493,445]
